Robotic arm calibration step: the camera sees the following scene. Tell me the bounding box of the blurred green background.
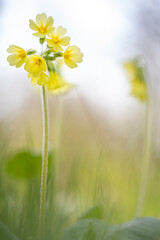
[0,92,160,240]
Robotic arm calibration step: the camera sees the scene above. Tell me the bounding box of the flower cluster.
[124,59,148,102]
[7,13,83,93]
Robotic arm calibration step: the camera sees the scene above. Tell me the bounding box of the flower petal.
[45,39,54,47]
[29,20,38,31]
[46,27,55,35]
[15,59,25,68]
[31,76,38,86]
[33,32,46,38]
[7,55,19,65]
[47,16,54,27]
[36,13,47,26]
[7,45,22,54]
[55,26,67,38]
[68,45,83,62]
[60,36,71,46]
[64,58,77,68]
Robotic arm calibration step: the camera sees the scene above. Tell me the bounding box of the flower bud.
[27,49,36,55]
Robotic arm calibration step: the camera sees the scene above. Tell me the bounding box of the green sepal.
[46,61,55,72]
[39,37,45,44]
[54,52,63,58]
[43,49,52,55]
[27,49,36,55]
[43,56,56,61]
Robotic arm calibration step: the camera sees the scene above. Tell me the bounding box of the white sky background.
[0,0,144,119]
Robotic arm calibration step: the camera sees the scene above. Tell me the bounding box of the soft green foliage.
[63,217,160,240]
[1,145,160,240]
[79,205,104,220]
[62,219,107,240]
[80,222,96,240]
[0,222,19,240]
[5,151,54,179]
[106,217,160,240]
[1,94,160,240]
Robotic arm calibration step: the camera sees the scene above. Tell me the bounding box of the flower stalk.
[136,97,153,217]
[39,86,49,240]
[124,58,153,217]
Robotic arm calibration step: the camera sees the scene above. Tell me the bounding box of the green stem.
[39,86,49,240]
[136,98,153,217]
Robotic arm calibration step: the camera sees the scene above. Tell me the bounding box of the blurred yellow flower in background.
[46,26,71,52]
[29,13,54,38]
[124,59,148,102]
[24,55,47,77]
[47,72,72,94]
[130,78,147,101]
[7,45,27,68]
[64,45,83,68]
[28,72,49,86]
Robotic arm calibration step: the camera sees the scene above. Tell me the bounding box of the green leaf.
[105,217,160,240]
[62,217,160,240]
[79,205,104,220]
[0,222,19,240]
[6,150,54,179]
[80,222,96,240]
[62,219,107,240]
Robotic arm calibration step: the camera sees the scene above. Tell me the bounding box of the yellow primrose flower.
[124,59,148,102]
[64,45,83,68]
[28,72,49,86]
[124,62,137,80]
[46,26,70,51]
[24,55,47,77]
[47,72,72,94]
[7,45,27,68]
[130,78,147,101]
[29,13,54,38]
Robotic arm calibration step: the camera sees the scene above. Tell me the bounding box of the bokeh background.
[1,0,160,239]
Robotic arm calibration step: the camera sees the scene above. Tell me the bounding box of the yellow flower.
[130,78,147,101]
[46,26,70,51]
[124,59,148,102]
[63,45,83,68]
[7,45,27,68]
[29,13,54,38]
[47,72,72,94]
[28,72,49,86]
[24,55,47,77]
[124,62,137,80]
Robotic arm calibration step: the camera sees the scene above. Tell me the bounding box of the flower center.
[18,50,26,59]
[64,50,72,59]
[39,25,47,33]
[52,36,60,44]
[35,58,42,66]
